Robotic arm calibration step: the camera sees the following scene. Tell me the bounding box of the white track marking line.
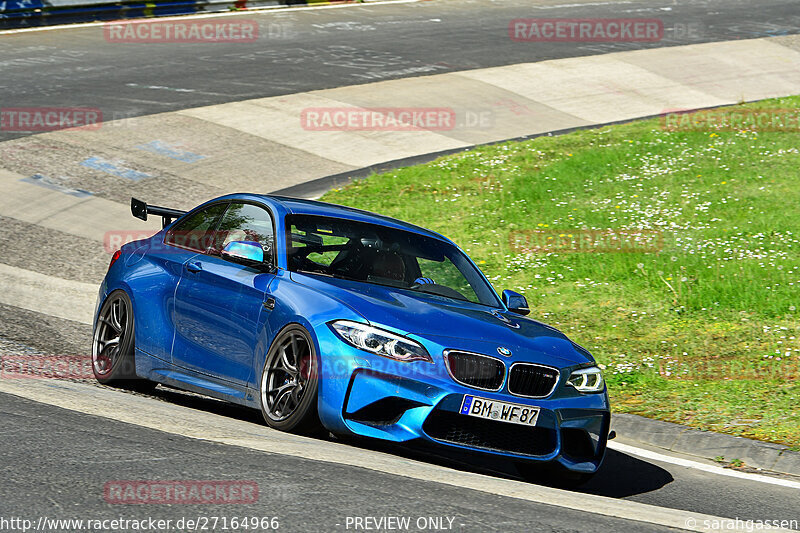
[0,379,796,533]
[0,263,97,324]
[0,0,420,35]
[534,1,632,8]
[0,169,161,243]
[609,441,800,490]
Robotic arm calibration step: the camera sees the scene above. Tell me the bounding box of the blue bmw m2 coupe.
[93,194,610,483]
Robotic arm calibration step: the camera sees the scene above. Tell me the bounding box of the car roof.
[250,194,451,243]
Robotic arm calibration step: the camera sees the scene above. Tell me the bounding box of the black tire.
[259,325,322,435]
[91,290,155,392]
[515,462,595,488]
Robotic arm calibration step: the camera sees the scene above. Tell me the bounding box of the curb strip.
[612,413,800,477]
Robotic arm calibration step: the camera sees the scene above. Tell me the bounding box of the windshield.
[285,214,500,307]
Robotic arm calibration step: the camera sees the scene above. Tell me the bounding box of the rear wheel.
[91,290,154,392]
[259,326,322,434]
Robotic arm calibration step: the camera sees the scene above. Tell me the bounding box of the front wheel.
[259,326,322,435]
[91,290,154,392]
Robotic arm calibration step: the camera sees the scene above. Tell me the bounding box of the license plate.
[459,395,540,426]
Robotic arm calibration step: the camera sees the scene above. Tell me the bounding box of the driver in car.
[372,251,406,281]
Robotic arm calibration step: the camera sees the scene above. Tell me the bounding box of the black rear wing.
[131,197,187,228]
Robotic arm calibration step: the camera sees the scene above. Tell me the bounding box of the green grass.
[321,97,800,449]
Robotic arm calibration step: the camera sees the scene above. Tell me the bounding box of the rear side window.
[164,203,227,252]
[211,203,275,261]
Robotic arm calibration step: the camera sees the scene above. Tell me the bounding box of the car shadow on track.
[340,438,674,498]
[578,449,674,497]
[144,385,672,497]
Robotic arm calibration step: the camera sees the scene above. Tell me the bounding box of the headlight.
[330,320,432,363]
[566,366,605,393]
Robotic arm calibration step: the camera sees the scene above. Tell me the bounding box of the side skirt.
[135,348,260,409]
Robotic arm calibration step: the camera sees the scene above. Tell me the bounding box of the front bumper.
[314,327,610,473]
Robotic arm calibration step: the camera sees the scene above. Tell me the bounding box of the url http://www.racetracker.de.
[0,516,281,532]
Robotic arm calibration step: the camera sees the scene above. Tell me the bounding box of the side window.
[211,203,275,260]
[289,226,349,267]
[164,203,227,252]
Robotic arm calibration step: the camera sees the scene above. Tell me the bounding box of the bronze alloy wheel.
[260,326,321,434]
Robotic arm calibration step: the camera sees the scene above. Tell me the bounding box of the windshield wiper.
[296,269,355,282]
[408,284,471,304]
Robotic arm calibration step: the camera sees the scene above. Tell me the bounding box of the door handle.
[186,261,203,273]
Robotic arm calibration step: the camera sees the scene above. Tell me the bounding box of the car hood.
[290,272,591,367]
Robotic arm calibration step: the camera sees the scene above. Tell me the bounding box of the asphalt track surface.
[2,393,680,533]
[2,0,800,531]
[1,386,799,532]
[2,0,800,142]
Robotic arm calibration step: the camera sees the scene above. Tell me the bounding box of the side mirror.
[221,241,265,267]
[502,289,530,316]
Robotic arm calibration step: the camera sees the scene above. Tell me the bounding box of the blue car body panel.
[172,254,273,386]
[96,193,610,473]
